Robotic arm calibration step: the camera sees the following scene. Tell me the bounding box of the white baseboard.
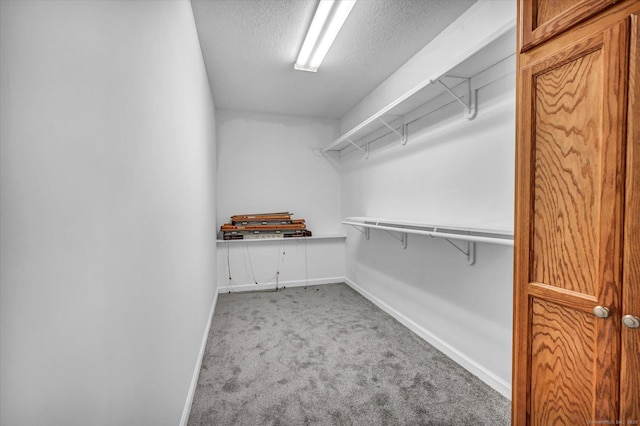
[343,277,512,400]
[180,290,218,426]
[217,276,345,293]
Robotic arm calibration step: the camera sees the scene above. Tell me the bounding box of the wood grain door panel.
[530,299,596,424]
[620,13,640,424]
[531,44,603,295]
[520,0,616,51]
[514,18,629,424]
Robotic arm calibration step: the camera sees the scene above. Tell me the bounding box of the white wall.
[216,110,344,290]
[0,1,217,425]
[339,5,516,396]
[217,238,346,292]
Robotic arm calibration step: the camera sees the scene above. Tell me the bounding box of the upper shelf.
[322,24,516,155]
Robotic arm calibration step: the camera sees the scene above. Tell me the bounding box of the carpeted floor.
[188,283,510,425]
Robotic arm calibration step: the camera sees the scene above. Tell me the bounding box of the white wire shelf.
[342,217,513,245]
[322,23,515,157]
[342,217,513,265]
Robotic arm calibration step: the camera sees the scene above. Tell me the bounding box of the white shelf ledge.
[216,234,346,244]
[342,217,513,265]
[343,217,513,245]
[322,23,515,157]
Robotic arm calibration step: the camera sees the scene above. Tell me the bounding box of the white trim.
[218,276,345,293]
[180,291,218,426]
[343,277,512,399]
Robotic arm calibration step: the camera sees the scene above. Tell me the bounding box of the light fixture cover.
[294,0,357,72]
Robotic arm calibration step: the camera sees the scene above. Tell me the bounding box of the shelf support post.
[435,78,477,120]
[468,240,476,265]
[378,118,408,145]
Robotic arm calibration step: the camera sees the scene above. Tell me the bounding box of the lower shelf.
[343,217,513,245]
[343,217,513,265]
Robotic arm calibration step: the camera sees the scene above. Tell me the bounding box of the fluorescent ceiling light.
[294,0,357,72]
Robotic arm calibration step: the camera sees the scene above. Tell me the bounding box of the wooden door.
[513,17,630,424]
[620,13,640,424]
[520,0,616,50]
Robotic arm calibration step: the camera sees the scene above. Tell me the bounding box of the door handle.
[622,315,640,329]
[593,306,610,318]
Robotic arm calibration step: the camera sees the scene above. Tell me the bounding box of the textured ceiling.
[190,0,477,119]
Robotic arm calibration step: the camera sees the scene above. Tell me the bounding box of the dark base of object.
[222,230,312,240]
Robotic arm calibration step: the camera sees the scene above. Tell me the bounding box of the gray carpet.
[188,283,510,425]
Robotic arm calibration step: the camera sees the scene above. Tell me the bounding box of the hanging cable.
[243,242,258,285]
[304,238,309,287]
[226,243,241,293]
[231,239,288,291]
[274,239,286,291]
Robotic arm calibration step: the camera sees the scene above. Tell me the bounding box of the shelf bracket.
[435,78,477,120]
[346,138,369,160]
[442,238,476,265]
[378,118,408,145]
[351,225,370,240]
[346,137,365,153]
[384,230,408,249]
